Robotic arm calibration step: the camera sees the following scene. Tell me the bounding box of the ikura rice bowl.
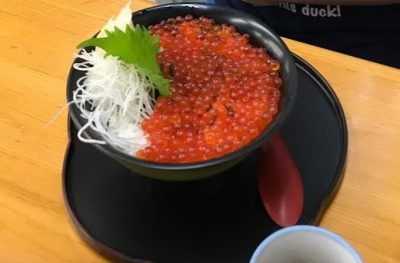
[71,6,282,164]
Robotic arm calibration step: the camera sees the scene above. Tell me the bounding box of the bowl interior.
[67,3,297,172]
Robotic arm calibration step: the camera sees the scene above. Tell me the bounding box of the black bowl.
[67,3,297,181]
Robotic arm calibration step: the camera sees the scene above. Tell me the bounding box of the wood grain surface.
[1,0,399,262]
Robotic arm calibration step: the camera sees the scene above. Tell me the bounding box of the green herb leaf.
[77,24,170,97]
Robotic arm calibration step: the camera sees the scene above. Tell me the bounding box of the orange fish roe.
[137,15,282,163]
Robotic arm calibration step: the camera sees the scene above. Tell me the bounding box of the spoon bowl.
[258,133,303,227]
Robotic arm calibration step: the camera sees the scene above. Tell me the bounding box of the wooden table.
[1,0,400,262]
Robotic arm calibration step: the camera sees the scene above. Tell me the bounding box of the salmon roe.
[137,15,282,163]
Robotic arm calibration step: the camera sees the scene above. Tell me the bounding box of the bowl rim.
[67,2,298,171]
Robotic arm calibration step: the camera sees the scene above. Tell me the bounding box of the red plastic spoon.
[258,133,304,227]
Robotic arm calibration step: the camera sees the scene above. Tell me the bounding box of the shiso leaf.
[77,24,170,97]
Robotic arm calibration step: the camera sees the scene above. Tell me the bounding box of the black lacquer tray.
[63,55,347,263]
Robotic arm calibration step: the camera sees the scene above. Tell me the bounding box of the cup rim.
[250,225,363,263]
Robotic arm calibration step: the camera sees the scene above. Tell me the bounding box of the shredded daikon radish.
[98,2,133,37]
[97,2,133,55]
[72,49,156,155]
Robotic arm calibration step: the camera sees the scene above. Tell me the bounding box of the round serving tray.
[62,54,347,263]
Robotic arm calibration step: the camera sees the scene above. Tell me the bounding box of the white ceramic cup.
[250,225,363,263]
